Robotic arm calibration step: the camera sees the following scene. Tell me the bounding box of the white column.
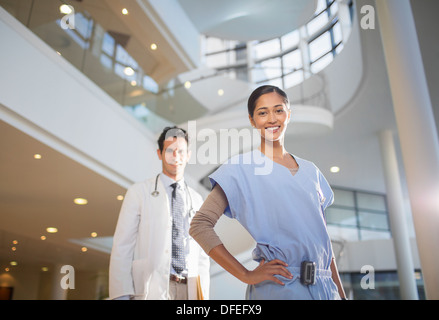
[376,0,439,299]
[379,130,418,300]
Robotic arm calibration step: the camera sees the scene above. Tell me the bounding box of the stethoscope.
[151,174,195,217]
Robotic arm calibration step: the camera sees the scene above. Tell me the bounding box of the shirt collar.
[160,172,185,189]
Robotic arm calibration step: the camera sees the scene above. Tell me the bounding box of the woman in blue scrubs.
[190,85,347,300]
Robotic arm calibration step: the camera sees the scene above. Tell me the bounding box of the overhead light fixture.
[122,8,129,15]
[34,154,42,159]
[184,81,191,89]
[41,267,49,272]
[46,227,58,233]
[74,198,88,205]
[150,43,157,50]
[40,235,46,240]
[218,89,224,96]
[81,247,88,252]
[117,195,124,201]
[330,166,340,173]
[10,261,18,266]
[91,232,98,238]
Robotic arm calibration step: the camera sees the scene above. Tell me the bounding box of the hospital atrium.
[0,0,438,300]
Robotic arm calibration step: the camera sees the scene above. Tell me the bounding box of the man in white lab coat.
[109,127,210,300]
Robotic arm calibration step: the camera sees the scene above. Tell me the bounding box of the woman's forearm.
[209,244,251,283]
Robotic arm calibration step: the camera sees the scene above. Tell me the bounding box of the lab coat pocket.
[132,258,151,298]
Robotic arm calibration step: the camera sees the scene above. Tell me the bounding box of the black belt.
[170,274,187,284]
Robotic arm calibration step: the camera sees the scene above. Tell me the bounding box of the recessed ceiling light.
[218,89,224,96]
[150,43,157,50]
[122,8,128,15]
[40,235,46,240]
[123,67,134,76]
[10,261,18,266]
[184,81,191,89]
[41,267,49,272]
[46,227,58,233]
[117,195,124,201]
[74,198,88,205]
[81,247,88,252]
[34,154,42,159]
[330,166,340,173]
[91,232,97,238]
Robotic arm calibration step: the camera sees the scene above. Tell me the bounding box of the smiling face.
[157,137,190,181]
[249,91,291,142]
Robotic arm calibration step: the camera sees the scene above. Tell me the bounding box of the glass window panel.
[326,207,357,226]
[143,75,159,93]
[100,54,112,70]
[235,47,247,61]
[333,189,355,207]
[360,229,391,241]
[205,52,228,68]
[102,32,115,56]
[75,12,93,39]
[116,45,138,69]
[309,32,332,62]
[335,42,344,54]
[282,49,302,73]
[358,211,389,230]
[307,10,329,35]
[329,1,339,16]
[315,0,328,14]
[205,37,227,53]
[284,70,304,88]
[310,53,333,73]
[281,30,300,50]
[253,38,281,60]
[327,225,359,242]
[252,63,267,83]
[260,57,282,79]
[356,193,386,211]
[332,21,343,44]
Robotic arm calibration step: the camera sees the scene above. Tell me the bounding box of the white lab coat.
[109,176,210,300]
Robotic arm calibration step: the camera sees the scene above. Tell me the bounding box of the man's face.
[157,137,190,180]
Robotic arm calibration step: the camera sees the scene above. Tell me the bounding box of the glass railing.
[0,0,174,133]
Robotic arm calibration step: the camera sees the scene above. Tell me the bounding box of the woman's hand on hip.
[244,259,293,286]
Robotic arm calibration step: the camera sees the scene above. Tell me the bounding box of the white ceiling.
[177,0,317,41]
[1,0,438,282]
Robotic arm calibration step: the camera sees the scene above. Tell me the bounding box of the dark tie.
[170,182,186,275]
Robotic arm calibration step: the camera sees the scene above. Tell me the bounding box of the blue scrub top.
[210,150,339,299]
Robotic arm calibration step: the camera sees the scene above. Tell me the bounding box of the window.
[326,188,391,241]
[201,0,354,89]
